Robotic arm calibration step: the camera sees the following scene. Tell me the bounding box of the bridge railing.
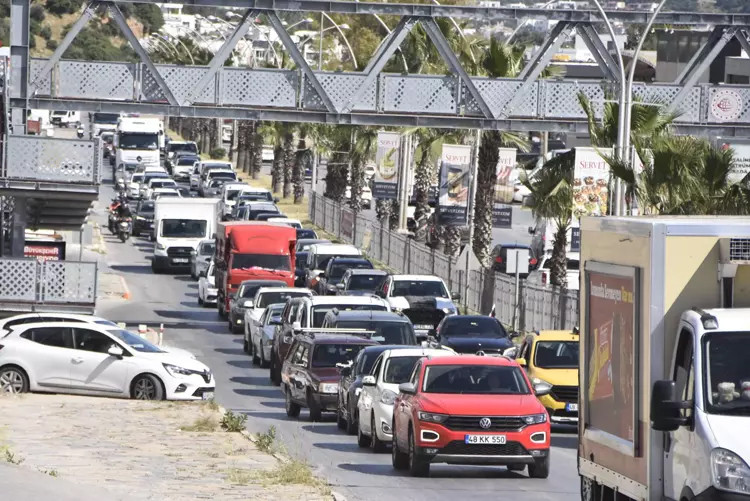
[2,135,101,186]
[0,259,97,309]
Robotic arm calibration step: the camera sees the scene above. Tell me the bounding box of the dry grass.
[179,415,219,432]
[225,467,256,485]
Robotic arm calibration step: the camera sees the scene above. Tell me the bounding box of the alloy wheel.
[0,370,24,393]
[133,377,157,400]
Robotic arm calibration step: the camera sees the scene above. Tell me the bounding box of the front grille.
[403,308,445,328]
[550,385,578,403]
[191,387,214,397]
[443,415,526,432]
[439,440,528,456]
[167,246,193,257]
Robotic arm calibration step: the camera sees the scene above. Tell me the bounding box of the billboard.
[24,240,66,261]
[585,263,639,448]
[438,144,472,226]
[719,139,750,184]
[493,148,516,228]
[372,132,401,199]
[573,147,611,218]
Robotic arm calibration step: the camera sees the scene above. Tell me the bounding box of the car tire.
[408,427,430,477]
[271,357,281,386]
[528,455,550,479]
[243,336,249,354]
[307,390,322,422]
[391,424,409,470]
[133,229,140,237]
[251,340,260,365]
[0,365,29,394]
[336,403,347,430]
[259,346,268,368]
[285,386,300,418]
[151,261,161,274]
[345,402,357,435]
[198,295,204,306]
[131,374,164,400]
[371,414,386,453]
[230,322,242,335]
[357,412,371,448]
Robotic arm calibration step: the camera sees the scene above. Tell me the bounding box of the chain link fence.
[310,193,578,332]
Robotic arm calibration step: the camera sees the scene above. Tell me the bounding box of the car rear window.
[312,305,387,327]
[312,343,369,367]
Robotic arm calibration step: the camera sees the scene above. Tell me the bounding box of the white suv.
[357,348,453,451]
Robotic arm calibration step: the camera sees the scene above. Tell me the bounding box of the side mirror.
[516,357,527,367]
[292,321,302,333]
[451,292,461,302]
[398,382,416,395]
[108,345,124,358]
[533,379,551,396]
[362,375,376,386]
[243,299,253,307]
[651,380,691,431]
[502,347,518,358]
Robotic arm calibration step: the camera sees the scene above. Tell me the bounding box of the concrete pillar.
[11,197,27,257]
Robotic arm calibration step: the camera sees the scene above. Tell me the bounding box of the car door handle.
[71,357,84,364]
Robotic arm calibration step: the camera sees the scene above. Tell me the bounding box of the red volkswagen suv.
[391,355,551,477]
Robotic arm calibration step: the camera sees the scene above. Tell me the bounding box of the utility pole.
[397,133,412,232]
[463,129,481,313]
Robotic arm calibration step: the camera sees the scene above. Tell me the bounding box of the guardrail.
[3,135,101,185]
[310,192,579,332]
[0,259,97,307]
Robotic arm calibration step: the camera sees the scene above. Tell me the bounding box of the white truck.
[89,112,120,138]
[578,216,750,501]
[152,198,220,273]
[49,110,80,127]
[114,116,164,170]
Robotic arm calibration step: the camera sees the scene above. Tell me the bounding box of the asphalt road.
[92,176,579,501]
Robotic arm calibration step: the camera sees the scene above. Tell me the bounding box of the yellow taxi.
[516,330,579,424]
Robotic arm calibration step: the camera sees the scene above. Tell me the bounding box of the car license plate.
[201,392,214,401]
[415,324,433,330]
[172,258,189,263]
[465,434,506,445]
[566,403,578,412]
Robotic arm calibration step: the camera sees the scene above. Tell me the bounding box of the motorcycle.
[76,124,85,138]
[108,207,118,234]
[115,176,127,193]
[117,217,132,242]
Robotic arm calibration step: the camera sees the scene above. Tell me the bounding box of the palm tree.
[321,126,351,203]
[349,127,379,213]
[293,123,318,204]
[282,128,295,199]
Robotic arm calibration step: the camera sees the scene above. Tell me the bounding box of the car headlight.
[418,411,448,423]
[136,216,145,221]
[380,389,398,406]
[319,382,338,394]
[162,363,193,378]
[531,377,553,394]
[442,306,457,315]
[522,413,548,425]
[712,448,750,494]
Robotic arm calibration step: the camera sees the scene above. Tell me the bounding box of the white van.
[50,110,81,127]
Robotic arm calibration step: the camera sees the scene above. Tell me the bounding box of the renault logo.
[479,417,492,429]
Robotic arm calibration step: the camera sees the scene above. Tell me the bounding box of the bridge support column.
[10,197,27,258]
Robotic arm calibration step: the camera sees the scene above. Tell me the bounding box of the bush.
[46,0,83,15]
[209,148,226,159]
[133,4,164,34]
[46,39,58,50]
[39,25,51,40]
[255,426,276,453]
[30,4,45,22]
[220,410,247,432]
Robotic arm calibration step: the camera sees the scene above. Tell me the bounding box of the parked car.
[490,243,538,278]
[516,330,579,424]
[337,269,388,296]
[190,239,215,280]
[240,287,312,336]
[248,303,285,368]
[391,355,551,477]
[318,257,374,295]
[0,322,214,400]
[358,348,453,451]
[132,200,155,237]
[281,332,377,421]
[376,275,459,340]
[198,261,218,306]
[434,315,514,355]
[321,310,418,346]
[337,344,408,435]
[230,280,289,336]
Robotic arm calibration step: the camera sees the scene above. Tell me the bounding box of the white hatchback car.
[0,313,117,336]
[243,287,312,342]
[0,322,214,400]
[356,348,453,451]
[198,261,218,306]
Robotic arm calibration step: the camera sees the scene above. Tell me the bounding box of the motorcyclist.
[110,194,131,219]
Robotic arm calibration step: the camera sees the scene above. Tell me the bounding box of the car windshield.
[265,306,284,325]
[330,261,372,281]
[143,173,168,183]
[336,321,414,345]
[138,201,155,213]
[391,280,448,298]
[119,133,159,150]
[177,157,198,165]
[311,304,387,328]
[384,356,422,384]
[238,282,284,298]
[296,253,308,271]
[151,180,175,188]
[238,193,273,203]
[107,329,164,353]
[256,291,309,308]
[534,341,579,369]
[131,174,143,183]
[160,219,207,238]
[199,243,215,256]
[226,190,244,201]
[423,365,530,395]
[348,274,387,291]
[704,332,750,415]
[297,229,317,239]
[210,180,225,188]
[231,254,291,271]
[440,317,507,338]
[312,343,368,368]
[209,172,237,181]
[357,351,379,375]
[93,112,119,124]
[169,143,197,154]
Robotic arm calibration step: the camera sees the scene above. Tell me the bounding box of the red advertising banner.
[586,270,636,443]
[24,240,66,261]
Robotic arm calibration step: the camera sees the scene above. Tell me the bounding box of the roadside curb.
[88,223,107,255]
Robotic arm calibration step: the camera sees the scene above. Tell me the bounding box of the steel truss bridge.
[5,0,750,136]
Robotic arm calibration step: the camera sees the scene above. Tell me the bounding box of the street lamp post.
[318,13,358,69]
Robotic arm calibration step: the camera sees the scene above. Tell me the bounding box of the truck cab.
[114,117,164,169]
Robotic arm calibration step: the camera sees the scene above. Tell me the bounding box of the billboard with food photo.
[439,144,472,226]
[373,132,401,199]
[573,147,611,217]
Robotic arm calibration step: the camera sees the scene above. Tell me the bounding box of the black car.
[282,333,377,421]
[337,269,388,296]
[297,228,318,240]
[321,310,418,346]
[295,251,309,287]
[337,344,409,434]
[433,315,513,354]
[318,257,374,295]
[132,200,155,237]
[229,279,287,334]
[490,243,537,278]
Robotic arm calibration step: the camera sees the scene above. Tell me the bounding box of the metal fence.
[0,259,97,306]
[310,193,579,332]
[4,135,101,185]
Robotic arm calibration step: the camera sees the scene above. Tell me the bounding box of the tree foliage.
[46,0,83,16]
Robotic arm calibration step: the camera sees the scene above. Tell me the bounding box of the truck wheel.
[528,455,550,479]
[151,261,162,274]
[580,476,603,501]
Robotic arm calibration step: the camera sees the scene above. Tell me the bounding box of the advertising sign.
[438,144,472,226]
[24,240,66,261]
[493,148,516,228]
[573,147,611,218]
[373,132,401,199]
[585,264,639,446]
[720,140,750,184]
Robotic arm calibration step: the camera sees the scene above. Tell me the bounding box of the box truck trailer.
[153,199,220,273]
